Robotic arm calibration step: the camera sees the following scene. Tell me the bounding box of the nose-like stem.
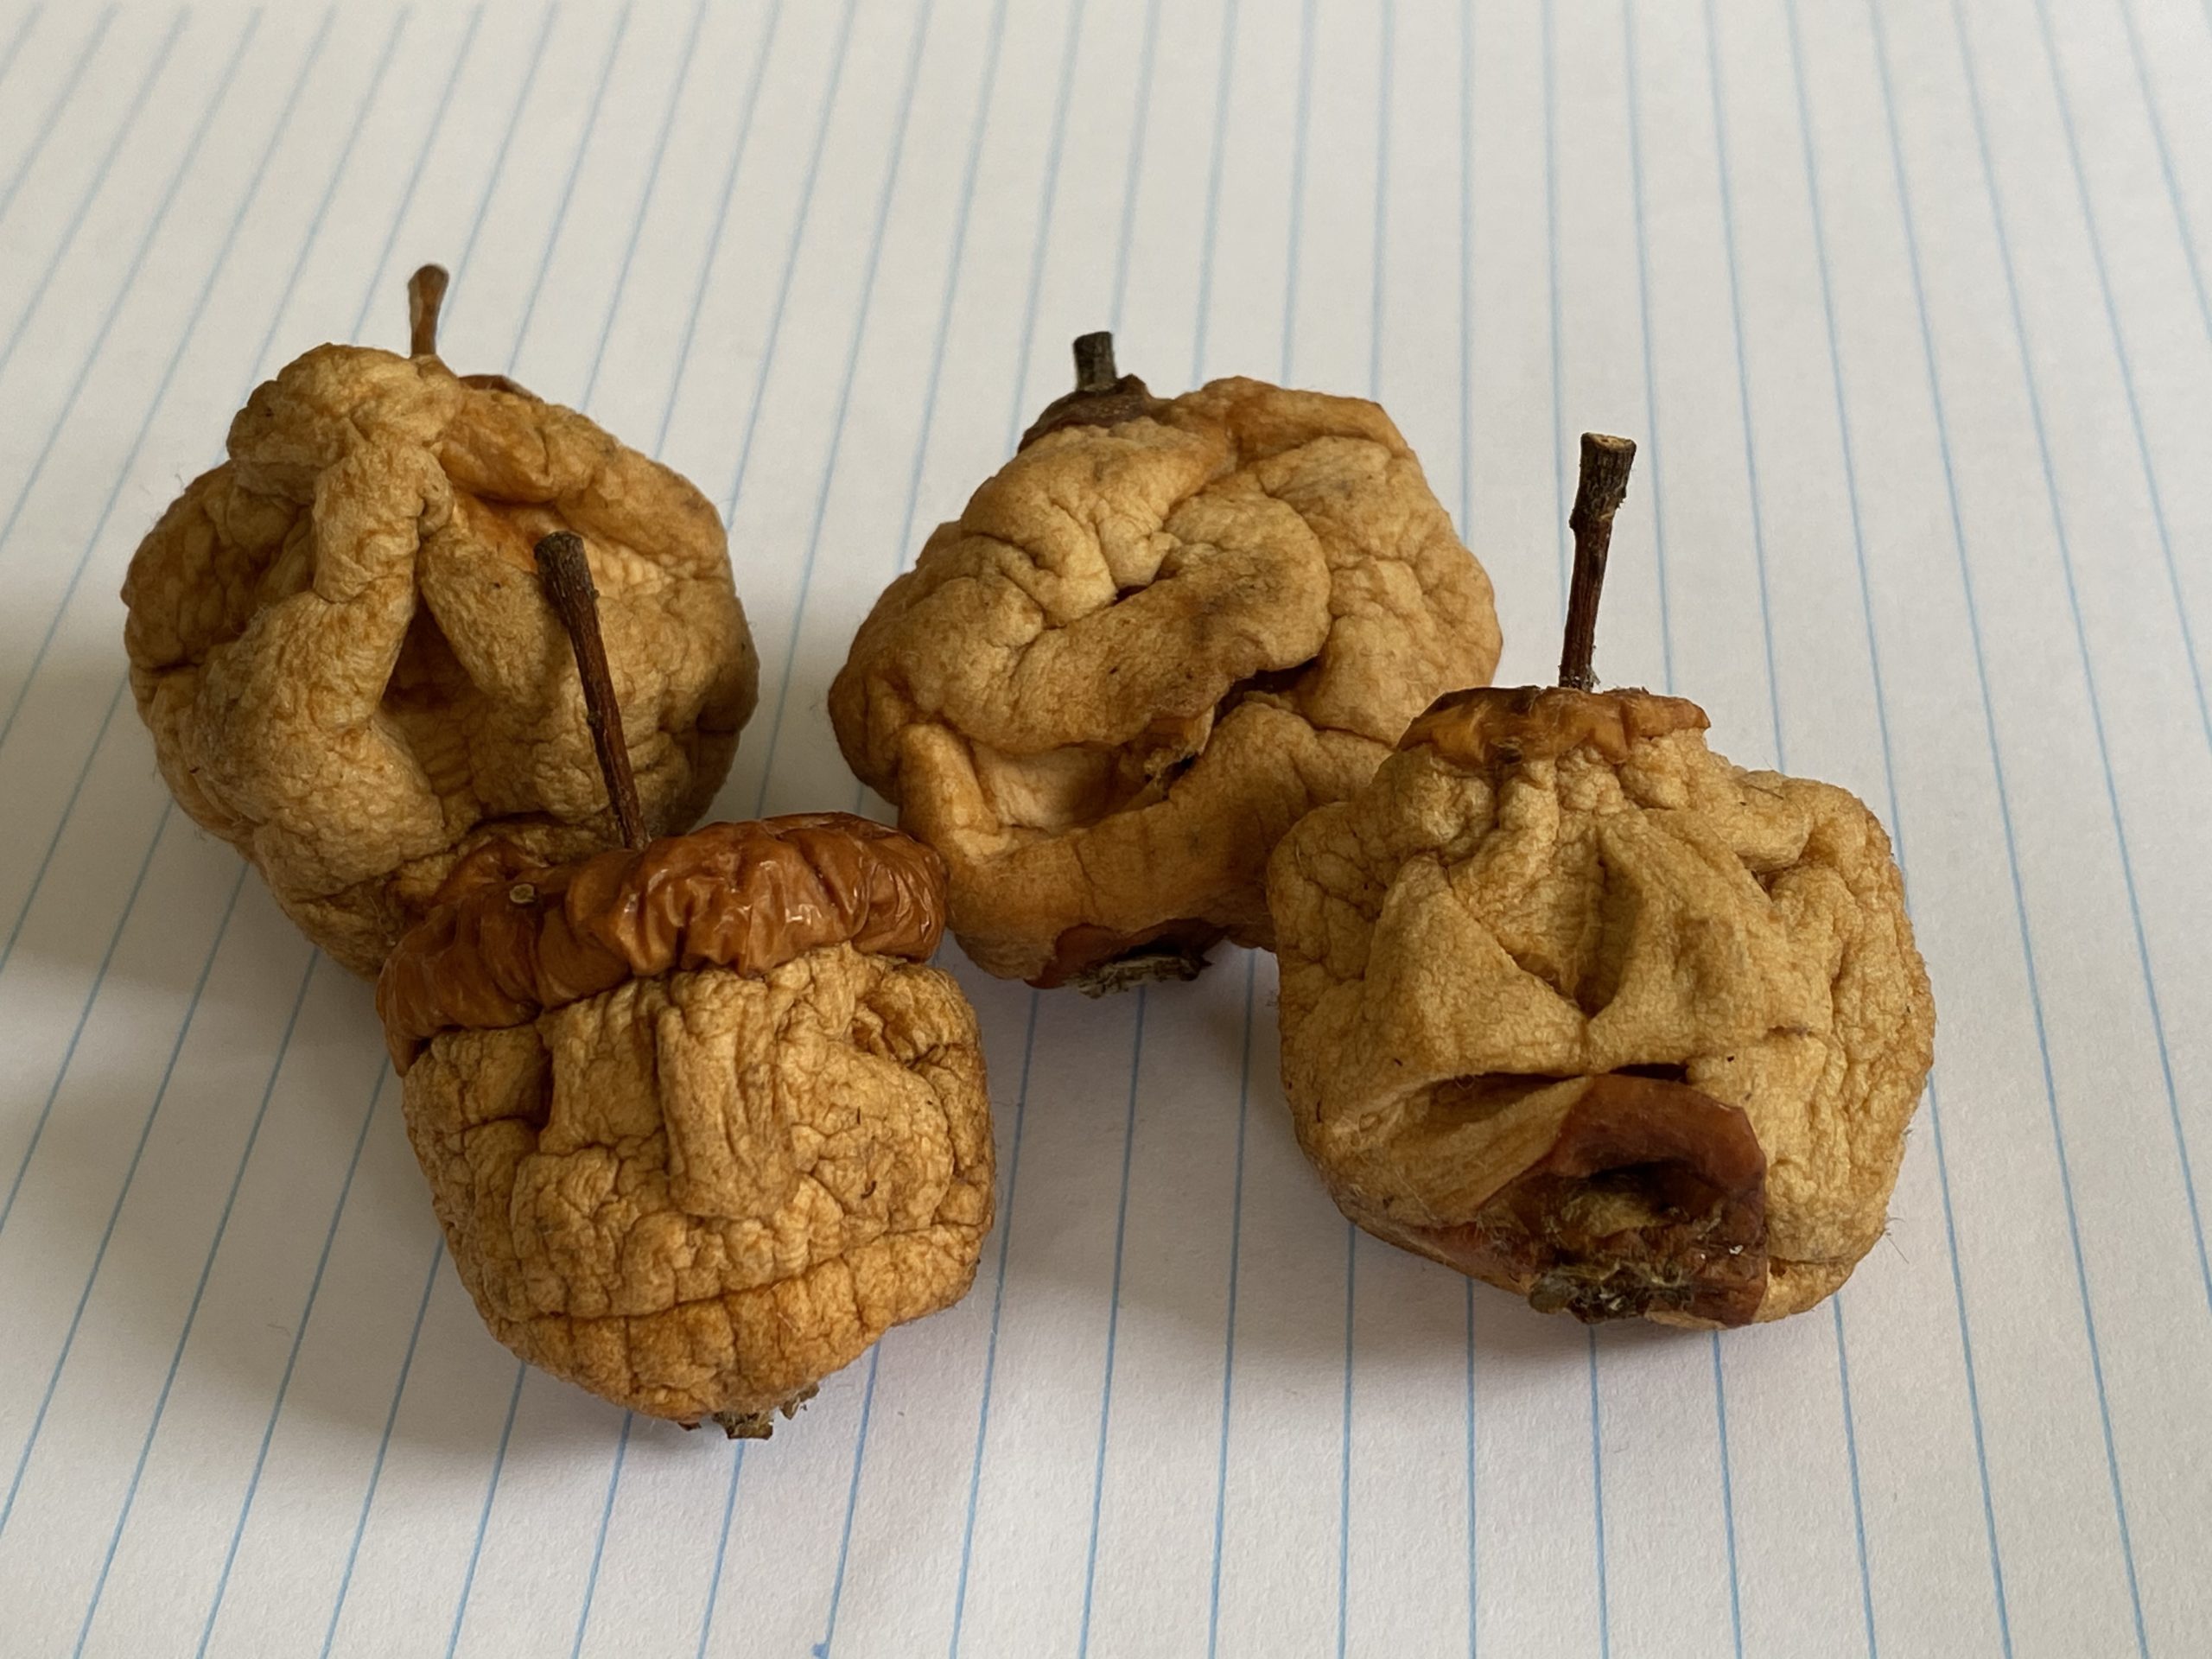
[1072,331,1117,393]
[407,264,449,359]
[533,530,647,850]
[1556,432,1637,691]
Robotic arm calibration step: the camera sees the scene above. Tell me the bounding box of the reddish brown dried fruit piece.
[830,334,1502,989]
[1402,1072,1769,1327]
[121,266,759,976]
[378,813,992,1430]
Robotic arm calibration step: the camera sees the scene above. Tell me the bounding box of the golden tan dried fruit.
[376,537,990,1433]
[830,334,1502,989]
[1267,436,1934,1325]
[122,266,759,976]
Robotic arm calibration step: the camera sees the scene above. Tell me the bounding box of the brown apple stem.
[1072,331,1117,393]
[1557,432,1637,691]
[533,531,646,849]
[408,264,450,358]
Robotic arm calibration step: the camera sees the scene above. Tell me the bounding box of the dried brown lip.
[1410,1071,1770,1327]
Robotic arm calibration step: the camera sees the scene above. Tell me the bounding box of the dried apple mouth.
[1024,661,1323,994]
[1427,1071,1770,1327]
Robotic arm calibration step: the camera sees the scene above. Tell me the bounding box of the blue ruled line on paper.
[817,1349,883,1658]
[1196,6,1248,1643]
[1946,0,2164,1644]
[1076,990,1147,1657]
[569,1413,632,1659]
[1541,0,1567,621]
[1869,0,2146,1648]
[1780,1,2012,1646]
[2114,0,2212,375]
[0,7,48,171]
[1620,13,1747,1642]
[947,995,1041,1658]
[0,0,278,1240]
[1701,3,1876,1648]
[315,10,559,1639]
[0,860,243,1538]
[998,0,1088,457]
[321,1238,446,1659]
[74,950,321,1655]
[190,28,477,1639]
[0,0,302,1256]
[1205,956,1258,1659]
[0,8,181,404]
[718,0,862,523]
[747,0,935,822]
[791,22,951,1619]
[447,1363,529,1658]
[3,0,329,778]
[880,0,1006,588]
[0,8,113,238]
[580,0,707,410]
[1539,13,1611,1652]
[654,0,783,459]
[0,766,168,1238]
[948,7,1105,1625]
[1587,1331,1611,1659]
[441,10,647,1636]
[507,0,635,368]
[1832,1301,1877,1655]
[1458,8,1480,1652]
[0,7,213,749]
[1371,0,1392,395]
[1337,1224,1357,1659]
[199,1059,389,1656]
[1700,0,1788,773]
[2,2,2209,1649]
[2024,0,2211,1319]
[1618,10,1746,1648]
[1339,10,1394,1647]
[1109,0,1162,333]
[435,0,558,350]
[590,10,787,1645]
[348,3,486,339]
[0,679,124,982]
[1618,0,1675,699]
[564,4,785,1631]
[1187,0,1238,386]
[696,1439,750,1659]
[1281,0,1316,396]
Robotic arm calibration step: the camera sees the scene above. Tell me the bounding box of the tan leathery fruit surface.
[1268,687,1936,1323]
[122,344,759,976]
[398,944,993,1426]
[831,375,1501,984]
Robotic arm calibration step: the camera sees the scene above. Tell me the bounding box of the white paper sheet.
[2,0,2209,1653]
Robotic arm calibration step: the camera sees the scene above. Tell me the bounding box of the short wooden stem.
[1557,432,1637,691]
[533,531,646,849]
[408,264,449,358]
[1072,331,1117,392]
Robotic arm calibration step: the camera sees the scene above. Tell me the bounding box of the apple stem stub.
[1073,330,1118,393]
[407,264,449,359]
[533,531,647,850]
[1557,431,1638,692]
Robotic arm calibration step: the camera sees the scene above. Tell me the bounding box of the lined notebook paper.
[1,1,2209,1653]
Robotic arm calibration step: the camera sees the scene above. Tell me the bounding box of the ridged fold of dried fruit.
[1267,685,1935,1325]
[830,374,1502,988]
[378,815,992,1431]
[122,343,759,976]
